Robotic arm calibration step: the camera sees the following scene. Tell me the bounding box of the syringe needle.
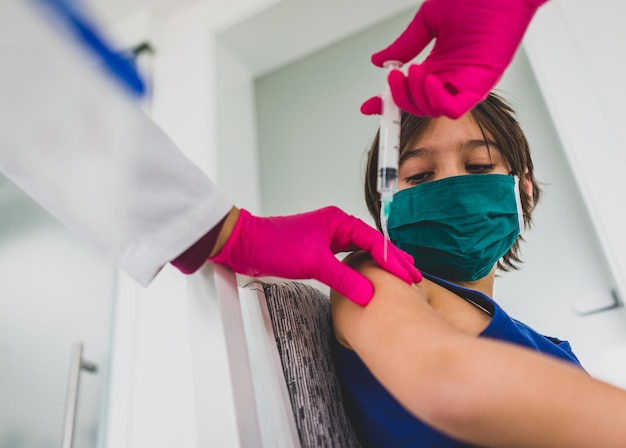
[383,235,388,263]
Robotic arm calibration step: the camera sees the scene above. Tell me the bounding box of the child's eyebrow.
[463,139,499,150]
[399,147,431,165]
[400,139,500,165]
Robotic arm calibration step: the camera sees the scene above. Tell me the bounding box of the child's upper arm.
[330,252,469,421]
[331,252,464,378]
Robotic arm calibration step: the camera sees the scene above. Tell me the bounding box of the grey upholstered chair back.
[261,281,361,448]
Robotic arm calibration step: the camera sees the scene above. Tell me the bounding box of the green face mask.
[388,174,523,282]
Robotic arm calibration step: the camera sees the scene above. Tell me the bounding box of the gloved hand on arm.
[361,0,548,119]
[172,206,422,306]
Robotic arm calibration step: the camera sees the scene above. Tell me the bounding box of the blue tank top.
[330,273,583,448]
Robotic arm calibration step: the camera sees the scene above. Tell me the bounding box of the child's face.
[397,113,510,191]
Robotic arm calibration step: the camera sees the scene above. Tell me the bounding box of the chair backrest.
[187,265,361,447]
[241,280,361,448]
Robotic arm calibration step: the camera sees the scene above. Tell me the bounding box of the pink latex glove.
[210,207,422,306]
[361,0,548,118]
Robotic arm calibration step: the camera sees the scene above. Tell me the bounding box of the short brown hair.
[364,92,541,272]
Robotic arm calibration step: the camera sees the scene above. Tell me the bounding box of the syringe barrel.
[377,62,402,195]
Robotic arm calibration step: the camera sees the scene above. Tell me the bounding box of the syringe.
[377,61,402,260]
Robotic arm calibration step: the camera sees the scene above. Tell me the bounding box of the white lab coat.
[0,0,232,285]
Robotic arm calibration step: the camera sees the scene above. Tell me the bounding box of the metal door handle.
[62,343,98,448]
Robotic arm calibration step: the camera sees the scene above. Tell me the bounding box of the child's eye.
[466,164,495,173]
[405,172,434,185]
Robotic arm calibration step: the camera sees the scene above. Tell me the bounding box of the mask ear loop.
[512,174,525,232]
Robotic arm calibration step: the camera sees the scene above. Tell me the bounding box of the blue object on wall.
[33,0,146,97]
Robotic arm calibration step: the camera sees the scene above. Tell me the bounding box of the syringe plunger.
[377,62,402,197]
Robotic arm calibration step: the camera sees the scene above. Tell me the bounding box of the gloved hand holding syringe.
[377,61,403,260]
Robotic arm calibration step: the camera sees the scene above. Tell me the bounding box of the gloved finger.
[371,7,434,67]
[387,69,428,117]
[407,64,442,118]
[345,218,422,285]
[367,241,422,285]
[376,243,423,284]
[360,96,382,115]
[316,257,375,306]
[423,71,492,119]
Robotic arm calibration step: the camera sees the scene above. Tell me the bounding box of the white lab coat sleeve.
[0,0,233,285]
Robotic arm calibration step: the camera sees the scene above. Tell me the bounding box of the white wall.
[215,40,262,214]
[522,0,626,386]
[0,188,115,448]
[556,0,626,153]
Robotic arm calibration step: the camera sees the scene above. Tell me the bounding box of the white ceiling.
[84,0,204,24]
[217,0,421,77]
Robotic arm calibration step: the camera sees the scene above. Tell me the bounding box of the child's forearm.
[418,335,626,447]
